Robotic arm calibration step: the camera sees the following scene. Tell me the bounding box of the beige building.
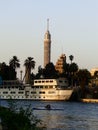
[90,68,98,76]
[55,54,66,73]
[44,19,51,67]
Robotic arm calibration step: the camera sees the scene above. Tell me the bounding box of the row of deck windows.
[1,91,55,94]
[32,86,54,89]
[2,91,24,94]
[34,80,53,83]
[0,86,24,89]
[0,85,54,89]
[0,81,23,85]
[35,80,68,84]
[0,96,53,99]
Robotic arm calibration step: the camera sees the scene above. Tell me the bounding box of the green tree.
[69,55,74,64]
[0,104,44,130]
[63,62,78,85]
[0,62,16,80]
[44,62,58,78]
[23,57,35,83]
[9,56,20,70]
[62,62,69,78]
[9,56,20,79]
[77,69,91,98]
[0,62,8,80]
[69,63,78,74]
[35,66,44,79]
[69,63,78,86]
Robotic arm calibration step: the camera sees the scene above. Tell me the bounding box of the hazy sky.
[0,0,98,78]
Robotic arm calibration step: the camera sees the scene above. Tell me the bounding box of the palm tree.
[69,63,78,86]
[23,57,35,84]
[9,56,20,70]
[9,56,20,79]
[69,55,74,64]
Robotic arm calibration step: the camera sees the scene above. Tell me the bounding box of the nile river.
[1,100,98,130]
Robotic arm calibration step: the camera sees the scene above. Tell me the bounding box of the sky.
[0,0,98,79]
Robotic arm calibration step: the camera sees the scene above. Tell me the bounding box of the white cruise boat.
[0,78,73,101]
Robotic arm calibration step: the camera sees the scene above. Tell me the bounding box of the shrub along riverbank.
[0,102,45,130]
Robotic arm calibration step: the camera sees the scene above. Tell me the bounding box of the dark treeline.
[0,55,91,85]
[0,55,98,99]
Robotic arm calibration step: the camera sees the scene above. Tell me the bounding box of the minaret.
[44,19,51,67]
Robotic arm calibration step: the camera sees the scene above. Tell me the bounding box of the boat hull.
[0,78,73,101]
[0,89,73,101]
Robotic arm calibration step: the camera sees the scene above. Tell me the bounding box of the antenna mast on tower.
[47,18,49,31]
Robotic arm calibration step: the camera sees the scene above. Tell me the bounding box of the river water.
[1,100,98,130]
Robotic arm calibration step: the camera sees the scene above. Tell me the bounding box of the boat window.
[65,80,67,83]
[49,86,53,88]
[39,91,45,94]
[38,81,41,83]
[3,92,8,94]
[19,86,22,88]
[45,86,48,88]
[10,91,16,94]
[40,86,43,88]
[55,85,58,88]
[31,91,36,94]
[36,86,39,88]
[50,80,53,82]
[35,81,37,83]
[59,80,63,83]
[48,91,55,94]
[46,80,49,83]
[26,91,29,95]
[42,81,45,83]
[18,92,24,94]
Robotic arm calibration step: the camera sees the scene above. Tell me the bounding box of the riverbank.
[81,98,98,103]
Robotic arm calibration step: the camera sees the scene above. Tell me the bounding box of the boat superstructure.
[0,78,73,101]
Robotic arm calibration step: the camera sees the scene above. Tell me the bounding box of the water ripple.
[1,100,98,130]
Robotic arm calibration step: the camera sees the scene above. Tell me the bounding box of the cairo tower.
[44,19,51,67]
